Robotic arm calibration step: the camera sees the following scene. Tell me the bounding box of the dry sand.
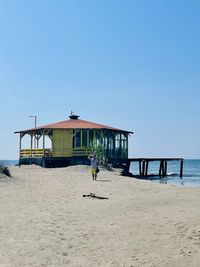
[0,165,200,267]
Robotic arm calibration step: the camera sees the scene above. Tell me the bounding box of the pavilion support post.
[30,133,33,164]
[94,129,96,150]
[113,132,116,158]
[126,134,128,158]
[18,133,23,166]
[180,159,183,178]
[36,135,40,149]
[107,131,109,153]
[30,134,33,155]
[87,129,89,148]
[43,130,45,157]
[19,133,22,157]
[32,131,36,149]
[119,133,122,158]
[124,160,130,175]
[42,130,46,167]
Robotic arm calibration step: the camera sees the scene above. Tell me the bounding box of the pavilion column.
[93,130,96,153]
[18,133,24,166]
[29,133,33,165]
[36,135,39,149]
[126,134,128,158]
[119,133,122,158]
[33,132,36,149]
[106,132,108,156]
[43,130,45,157]
[30,133,33,157]
[107,131,109,151]
[87,129,89,148]
[19,133,22,158]
[42,130,46,167]
[113,132,116,158]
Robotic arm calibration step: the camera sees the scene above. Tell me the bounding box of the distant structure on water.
[15,114,133,167]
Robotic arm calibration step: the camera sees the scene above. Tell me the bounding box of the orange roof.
[15,117,133,134]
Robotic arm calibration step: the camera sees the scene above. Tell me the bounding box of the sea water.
[130,159,200,187]
[0,160,18,166]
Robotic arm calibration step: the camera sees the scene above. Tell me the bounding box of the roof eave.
[15,128,134,134]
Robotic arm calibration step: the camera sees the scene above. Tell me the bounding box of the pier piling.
[124,158,184,178]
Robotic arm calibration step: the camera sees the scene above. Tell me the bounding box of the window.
[82,129,87,147]
[108,132,114,150]
[89,130,94,147]
[76,130,81,147]
[72,130,81,148]
[96,130,101,147]
[115,133,121,148]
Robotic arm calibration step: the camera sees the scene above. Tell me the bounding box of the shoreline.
[0,165,200,266]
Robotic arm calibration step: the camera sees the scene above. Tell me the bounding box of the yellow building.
[15,114,133,167]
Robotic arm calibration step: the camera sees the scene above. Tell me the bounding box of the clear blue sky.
[0,0,200,159]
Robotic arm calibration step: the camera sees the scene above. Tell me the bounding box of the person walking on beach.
[88,154,99,181]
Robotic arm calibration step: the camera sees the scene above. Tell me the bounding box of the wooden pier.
[123,158,184,178]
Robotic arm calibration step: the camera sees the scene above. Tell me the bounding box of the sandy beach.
[0,165,200,267]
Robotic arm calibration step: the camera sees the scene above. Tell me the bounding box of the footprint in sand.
[62,252,68,256]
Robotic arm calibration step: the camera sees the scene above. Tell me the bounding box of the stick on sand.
[83,193,108,199]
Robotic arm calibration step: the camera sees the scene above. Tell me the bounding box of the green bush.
[0,164,11,177]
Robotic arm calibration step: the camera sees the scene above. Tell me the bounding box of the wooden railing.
[20,149,52,158]
[19,148,91,158]
[20,148,128,159]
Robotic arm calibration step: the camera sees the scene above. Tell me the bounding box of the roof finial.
[69,111,80,120]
